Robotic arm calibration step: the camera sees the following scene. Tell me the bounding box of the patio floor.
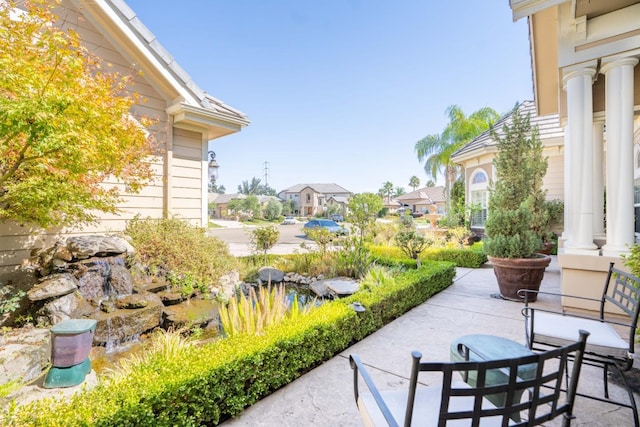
[221,256,638,426]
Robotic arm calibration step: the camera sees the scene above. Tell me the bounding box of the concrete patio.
[221,256,638,426]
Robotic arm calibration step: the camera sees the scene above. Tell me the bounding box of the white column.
[562,66,598,254]
[592,120,605,239]
[561,122,570,243]
[601,57,639,257]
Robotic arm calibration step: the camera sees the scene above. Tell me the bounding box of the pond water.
[90,283,324,375]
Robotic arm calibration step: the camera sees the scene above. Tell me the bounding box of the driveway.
[208,220,316,256]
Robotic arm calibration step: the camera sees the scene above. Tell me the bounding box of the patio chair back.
[350,330,589,427]
[600,264,640,358]
[522,262,640,426]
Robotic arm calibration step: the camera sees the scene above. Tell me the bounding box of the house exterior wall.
[300,188,319,217]
[171,129,205,225]
[512,0,640,311]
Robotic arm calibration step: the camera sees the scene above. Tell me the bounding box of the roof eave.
[74,0,249,126]
[167,103,250,140]
[510,0,566,21]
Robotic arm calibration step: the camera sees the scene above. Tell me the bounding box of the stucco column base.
[558,253,627,315]
[601,244,630,258]
[558,247,600,256]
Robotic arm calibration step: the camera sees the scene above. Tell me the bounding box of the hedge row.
[3,261,455,426]
[369,244,488,268]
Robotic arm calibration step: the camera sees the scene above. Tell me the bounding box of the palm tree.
[415,105,499,207]
[394,186,405,197]
[238,177,262,195]
[380,181,394,202]
[409,176,420,191]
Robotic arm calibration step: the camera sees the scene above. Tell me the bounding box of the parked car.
[331,214,344,222]
[303,219,348,235]
[282,216,296,225]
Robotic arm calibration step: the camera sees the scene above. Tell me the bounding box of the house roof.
[327,195,350,204]
[279,183,352,194]
[210,193,246,204]
[75,0,250,139]
[396,186,445,204]
[258,195,282,204]
[451,101,562,160]
[383,198,402,208]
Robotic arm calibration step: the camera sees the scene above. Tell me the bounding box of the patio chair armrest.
[350,353,407,427]
[518,289,602,306]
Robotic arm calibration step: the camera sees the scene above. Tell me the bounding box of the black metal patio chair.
[349,330,589,427]
[521,262,640,426]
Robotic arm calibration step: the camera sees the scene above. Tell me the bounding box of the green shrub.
[0,285,25,316]
[426,248,487,268]
[369,244,487,268]
[249,225,280,265]
[124,216,238,293]
[394,230,432,264]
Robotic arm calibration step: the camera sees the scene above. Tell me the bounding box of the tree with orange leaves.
[0,0,154,228]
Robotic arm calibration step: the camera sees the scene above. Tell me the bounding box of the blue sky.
[126,0,533,194]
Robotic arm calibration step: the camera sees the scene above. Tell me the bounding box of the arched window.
[472,171,487,184]
[469,169,489,228]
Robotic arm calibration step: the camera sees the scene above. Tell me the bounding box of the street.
[208,221,316,256]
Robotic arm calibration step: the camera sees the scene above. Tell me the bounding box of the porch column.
[601,57,639,257]
[592,120,605,240]
[562,66,598,254]
[561,122,570,242]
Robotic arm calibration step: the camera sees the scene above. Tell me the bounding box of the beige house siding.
[544,147,564,201]
[171,129,205,225]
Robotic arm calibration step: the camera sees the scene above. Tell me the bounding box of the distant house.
[208,193,245,219]
[278,184,352,217]
[451,101,564,231]
[326,196,350,216]
[208,194,283,219]
[396,187,446,215]
[382,197,402,213]
[0,0,249,281]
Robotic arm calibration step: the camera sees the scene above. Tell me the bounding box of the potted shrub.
[483,108,551,302]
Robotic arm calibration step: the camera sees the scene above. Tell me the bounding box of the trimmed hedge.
[370,244,487,268]
[3,261,455,426]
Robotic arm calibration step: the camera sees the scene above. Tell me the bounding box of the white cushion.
[357,381,502,427]
[531,312,630,359]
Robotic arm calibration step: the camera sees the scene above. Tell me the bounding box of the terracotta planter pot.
[537,241,555,255]
[487,255,551,302]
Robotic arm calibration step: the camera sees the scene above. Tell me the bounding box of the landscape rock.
[258,267,285,283]
[311,278,359,298]
[66,235,132,259]
[92,293,163,344]
[27,273,78,302]
[0,327,49,385]
[37,292,94,326]
[116,294,150,309]
[157,291,184,306]
[212,270,240,302]
[71,256,133,301]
